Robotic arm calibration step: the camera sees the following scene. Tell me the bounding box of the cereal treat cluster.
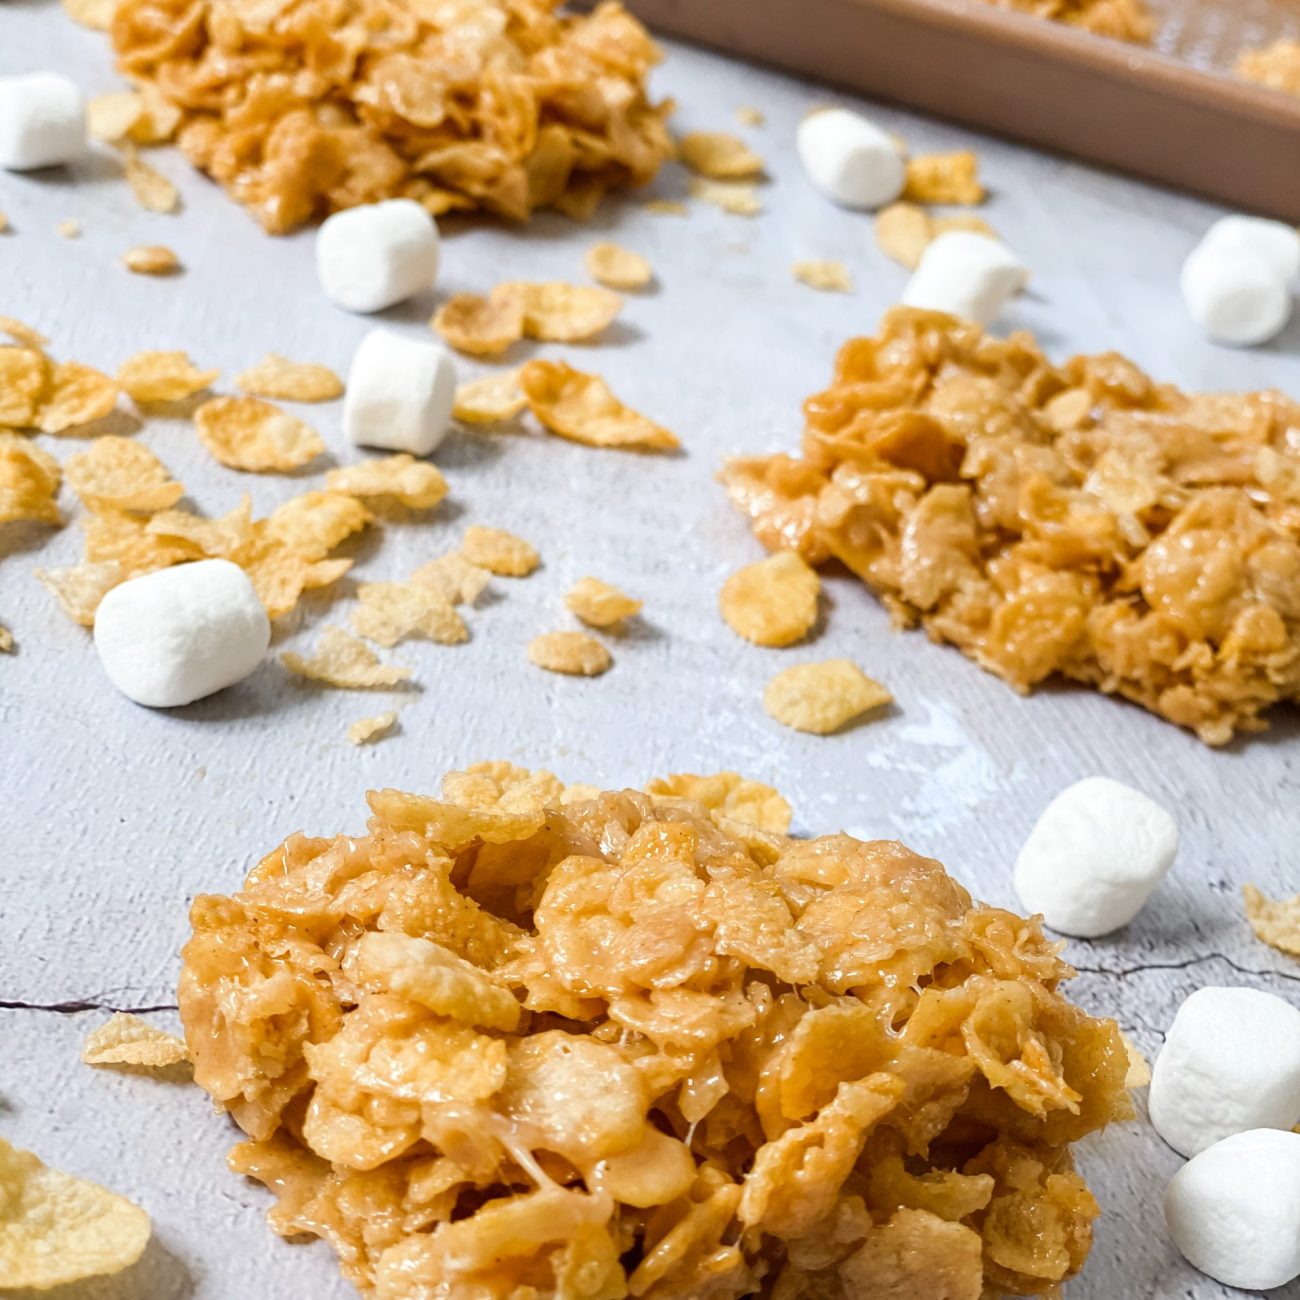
[722,308,1300,744]
[179,763,1130,1298]
[980,0,1153,43]
[109,0,673,232]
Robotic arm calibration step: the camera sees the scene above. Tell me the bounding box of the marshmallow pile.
[1181,214,1299,346]
[0,71,86,171]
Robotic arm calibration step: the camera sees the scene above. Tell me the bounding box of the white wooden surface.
[3,2,1300,1295]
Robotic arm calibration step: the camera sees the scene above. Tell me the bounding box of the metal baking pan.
[624,0,1300,220]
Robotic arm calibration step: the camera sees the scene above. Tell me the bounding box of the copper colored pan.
[624,0,1300,220]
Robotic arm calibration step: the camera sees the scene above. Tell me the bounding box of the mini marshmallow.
[1196,214,1300,282]
[0,72,86,171]
[900,230,1028,326]
[796,108,905,210]
[343,327,456,456]
[1013,776,1177,937]
[1181,244,1292,346]
[316,199,440,314]
[93,559,270,708]
[1165,1129,1300,1290]
[1149,986,1300,1157]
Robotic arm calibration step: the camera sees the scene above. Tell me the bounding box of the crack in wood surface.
[0,998,179,1014]
[1073,953,1300,983]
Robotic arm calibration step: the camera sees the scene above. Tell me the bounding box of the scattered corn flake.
[0,433,61,525]
[1120,1032,1151,1089]
[791,260,853,293]
[348,711,397,745]
[123,144,180,213]
[0,214,7,234]
[503,281,623,343]
[643,198,688,216]
[0,316,47,349]
[62,0,117,28]
[84,509,196,572]
[82,1012,189,1069]
[462,524,539,577]
[63,436,183,513]
[645,771,792,833]
[688,176,763,216]
[122,244,181,276]
[1243,883,1300,957]
[720,552,821,648]
[236,354,343,403]
[37,362,120,434]
[565,576,642,628]
[735,106,765,126]
[453,368,527,424]
[935,214,998,241]
[56,219,81,239]
[584,242,653,290]
[244,544,352,620]
[0,1137,151,1290]
[0,623,12,653]
[351,581,468,648]
[764,659,892,734]
[432,289,526,357]
[325,455,448,510]
[875,203,999,269]
[88,91,143,142]
[263,491,372,561]
[282,625,412,689]
[679,131,765,179]
[528,630,612,676]
[195,396,325,473]
[0,348,52,427]
[118,350,217,404]
[519,359,679,453]
[902,151,985,205]
[36,561,124,625]
[146,499,252,557]
[410,551,491,606]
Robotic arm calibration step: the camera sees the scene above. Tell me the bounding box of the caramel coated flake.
[325,455,448,510]
[235,354,343,403]
[64,436,184,513]
[679,131,765,179]
[688,177,763,216]
[453,369,526,424]
[0,433,61,525]
[565,576,642,627]
[123,144,179,213]
[410,552,491,606]
[520,359,678,452]
[792,259,853,293]
[528,630,612,676]
[195,396,325,473]
[584,242,653,290]
[462,525,538,577]
[348,711,397,745]
[118,350,216,403]
[35,561,123,625]
[0,317,48,349]
[1121,1032,1151,1089]
[764,659,892,733]
[645,771,791,833]
[83,1012,188,1069]
[875,202,997,269]
[720,551,820,647]
[37,362,120,434]
[122,244,181,276]
[503,281,623,343]
[1243,884,1300,957]
[432,290,525,357]
[901,151,985,205]
[351,581,467,648]
[282,625,411,688]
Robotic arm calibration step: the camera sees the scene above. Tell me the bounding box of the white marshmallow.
[316,199,440,314]
[1165,1129,1300,1290]
[1013,776,1177,937]
[93,559,269,708]
[1181,245,1292,346]
[1149,986,1300,1157]
[343,327,456,456]
[796,108,905,210]
[0,72,86,171]
[1196,215,1300,282]
[900,230,1029,326]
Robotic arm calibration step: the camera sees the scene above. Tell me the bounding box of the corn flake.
[462,525,538,577]
[0,624,12,653]
[83,1012,189,1069]
[57,219,81,240]
[0,433,61,525]
[735,106,765,126]
[432,290,525,357]
[584,242,653,290]
[410,551,491,605]
[764,659,892,733]
[792,260,853,293]
[902,151,985,205]
[122,244,181,276]
[88,91,144,142]
[348,712,397,746]
[1120,1032,1151,1089]
[282,625,412,689]
[235,354,343,403]
[646,771,792,833]
[720,551,820,647]
[1243,884,1300,957]
[875,202,997,269]
[0,1138,151,1289]
[36,561,124,625]
[503,281,623,343]
[351,581,468,648]
[62,0,117,27]
[325,455,448,510]
[263,491,372,561]
[528,630,612,676]
[37,362,120,434]
[679,131,765,179]
[123,143,180,213]
[520,359,678,453]
[195,396,325,473]
[453,368,527,424]
[0,348,52,427]
[118,350,216,404]
[643,198,688,216]
[565,576,642,627]
[0,317,48,350]
[63,436,184,513]
[688,177,763,216]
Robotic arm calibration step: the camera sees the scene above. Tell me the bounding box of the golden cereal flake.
[502,281,623,344]
[528,630,612,676]
[36,561,124,625]
[195,396,325,473]
[351,581,468,648]
[122,244,181,275]
[432,290,526,357]
[679,131,765,179]
[645,771,791,833]
[519,359,678,453]
[764,659,893,733]
[453,369,527,424]
[565,576,642,627]
[1243,884,1300,957]
[410,552,491,606]
[0,1138,151,1290]
[688,176,763,216]
[584,242,653,290]
[83,1013,189,1069]
[792,260,854,293]
[0,349,52,427]
[0,623,11,653]
[0,433,61,525]
[62,0,117,28]
[235,354,343,403]
[1237,39,1300,93]
[979,0,1153,40]
[720,551,820,647]
[118,350,216,403]
[1120,1033,1151,1089]
[902,151,985,205]
[0,214,7,233]
[63,436,184,513]
[325,455,448,510]
[643,198,688,216]
[263,491,372,561]
[875,203,999,269]
[37,363,120,434]
[123,144,180,213]
[0,317,48,350]
[88,91,145,142]
[56,219,81,239]
[735,106,765,126]
[463,525,539,577]
[348,711,397,745]
[282,625,412,689]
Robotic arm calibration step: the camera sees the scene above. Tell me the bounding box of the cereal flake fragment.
[351,581,468,647]
[236,355,343,403]
[453,369,526,424]
[792,260,854,293]
[565,576,642,627]
[118,350,216,403]
[195,396,325,473]
[432,290,526,357]
[83,1012,189,1069]
[282,626,412,688]
[122,244,181,275]
[123,144,180,213]
[462,525,538,577]
[875,202,998,269]
[37,362,119,434]
[902,151,985,205]
[584,242,653,290]
[720,551,820,647]
[36,561,124,625]
[520,360,678,452]
[348,711,397,745]
[410,552,491,606]
[1243,884,1300,957]
[764,659,892,733]
[0,433,61,525]
[325,455,447,510]
[688,177,763,216]
[679,131,765,179]
[528,630,612,676]
[64,436,184,513]
[502,281,623,343]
